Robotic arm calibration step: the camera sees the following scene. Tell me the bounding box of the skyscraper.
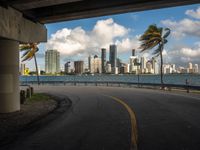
[132,49,135,56]
[188,62,193,73]
[140,57,147,73]
[45,50,60,74]
[74,61,84,74]
[101,48,106,73]
[64,61,71,74]
[194,64,199,73]
[109,44,117,73]
[20,63,26,75]
[88,55,102,73]
[129,56,138,73]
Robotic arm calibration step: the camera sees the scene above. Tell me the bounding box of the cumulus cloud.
[46,18,138,60]
[161,18,200,39]
[185,7,200,19]
[163,43,200,66]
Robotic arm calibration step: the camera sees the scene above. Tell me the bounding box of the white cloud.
[164,44,200,65]
[46,18,138,60]
[185,7,200,19]
[115,37,140,53]
[161,18,200,39]
[180,47,200,57]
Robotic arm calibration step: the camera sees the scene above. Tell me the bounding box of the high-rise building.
[116,58,122,68]
[146,61,153,74]
[151,57,159,74]
[120,63,129,74]
[109,44,117,72]
[45,50,60,74]
[132,49,135,56]
[194,64,199,73]
[88,55,102,73]
[129,56,138,73]
[106,63,112,73]
[74,61,84,74]
[20,63,26,75]
[140,57,147,73]
[188,62,193,73]
[64,61,71,74]
[101,48,106,73]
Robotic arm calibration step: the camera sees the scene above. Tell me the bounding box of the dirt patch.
[0,94,57,146]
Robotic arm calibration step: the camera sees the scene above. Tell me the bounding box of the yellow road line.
[107,95,138,150]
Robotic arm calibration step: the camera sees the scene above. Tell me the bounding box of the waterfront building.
[45,50,60,74]
[112,67,118,74]
[20,63,26,75]
[194,64,199,73]
[109,44,117,73]
[126,64,130,73]
[64,61,71,74]
[146,61,153,74]
[188,62,193,73]
[88,55,102,73]
[106,63,112,73]
[140,57,147,74]
[129,56,138,74]
[120,63,129,74]
[74,61,84,74]
[101,48,106,73]
[171,64,176,73]
[117,58,122,68]
[37,66,41,75]
[151,58,159,74]
[188,62,193,69]
[132,49,136,56]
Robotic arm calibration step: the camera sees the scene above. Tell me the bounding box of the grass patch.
[27,93,50,103]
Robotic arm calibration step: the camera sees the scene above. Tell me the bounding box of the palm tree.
[139,24,170,87]
[20,43,40,85]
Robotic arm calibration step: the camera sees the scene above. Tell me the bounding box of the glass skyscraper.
[45,50,60,74]
[101,48,106,73]
[109,44,117,69]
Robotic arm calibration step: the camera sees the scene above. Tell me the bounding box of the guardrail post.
[185,79,190,93]
[20,90,26,104]
[26,88,31,98]
[30,87,34,96]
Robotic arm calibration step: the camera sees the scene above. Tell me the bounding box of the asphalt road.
[4,86,200,150]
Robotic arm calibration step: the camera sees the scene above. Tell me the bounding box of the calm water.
[20,74,200,86]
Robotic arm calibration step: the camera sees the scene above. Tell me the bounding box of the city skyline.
[21,44,199,75]
[21,4,200,71]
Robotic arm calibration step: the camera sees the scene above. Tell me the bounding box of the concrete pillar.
[0,39,20,113]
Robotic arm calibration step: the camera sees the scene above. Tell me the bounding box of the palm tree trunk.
[160,44,164,88]
[34,54,40,85]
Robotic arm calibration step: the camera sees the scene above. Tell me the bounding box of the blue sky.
[25,4,200,71]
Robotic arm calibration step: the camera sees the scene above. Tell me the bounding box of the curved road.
[4,86,200,150]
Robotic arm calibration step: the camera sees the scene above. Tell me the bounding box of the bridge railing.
[20,80,200,93]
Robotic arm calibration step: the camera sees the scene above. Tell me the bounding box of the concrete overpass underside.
[0,0,199,113]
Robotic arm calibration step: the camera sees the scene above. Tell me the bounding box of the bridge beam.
[0,6,47,43]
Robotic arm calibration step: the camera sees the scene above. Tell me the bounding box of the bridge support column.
[0,39,20,113]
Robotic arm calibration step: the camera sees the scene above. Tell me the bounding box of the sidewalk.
[0,94,57,146]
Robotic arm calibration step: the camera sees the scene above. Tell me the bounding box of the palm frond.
[19,43,32,50]
[152,44,162,55]
[163,39,168,44]
[163,28,171,39]
[20,43,39,62]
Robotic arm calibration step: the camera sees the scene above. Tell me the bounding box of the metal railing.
[20,80,200,92]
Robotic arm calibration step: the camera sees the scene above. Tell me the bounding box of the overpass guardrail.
[20,81,200,93]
